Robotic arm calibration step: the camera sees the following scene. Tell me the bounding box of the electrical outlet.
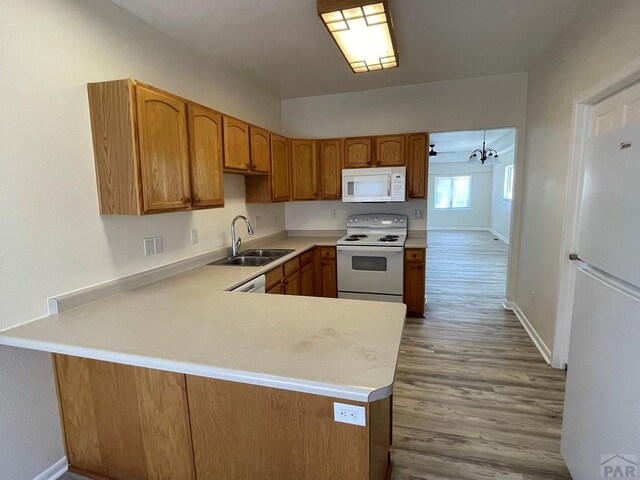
[414,209,424,220]
[333,402,366,426]
[254,216,261,227]
[331,209,337,220]
[144,237,155,256]
[191,229,199,244]
[153,236,163,254]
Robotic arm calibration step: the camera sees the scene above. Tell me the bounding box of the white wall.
[515,0,640,350]
[427,162,493,230]
[0,0,284,477]
[282,72,528,304]
[490,151,514,242]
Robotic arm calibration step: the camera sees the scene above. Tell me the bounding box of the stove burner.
[378,235,400,242]
[344,234,368,241]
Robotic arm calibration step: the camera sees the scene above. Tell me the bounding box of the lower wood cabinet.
[300,261,315,296]
[53,355,196,480]
[54,355,392,480]
[404,248,426,317]
[316,247,338,298]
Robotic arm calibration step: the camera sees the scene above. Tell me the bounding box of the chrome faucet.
[231,215,254,256]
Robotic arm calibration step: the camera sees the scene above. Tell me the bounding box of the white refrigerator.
[561,117,640,479]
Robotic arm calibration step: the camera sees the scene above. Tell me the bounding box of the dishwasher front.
[231,275,266,293]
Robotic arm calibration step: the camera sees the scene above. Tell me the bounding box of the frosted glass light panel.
[435,176,471,209]
[319,2,398,73]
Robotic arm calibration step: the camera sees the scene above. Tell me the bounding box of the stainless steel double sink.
[208,249,295,267]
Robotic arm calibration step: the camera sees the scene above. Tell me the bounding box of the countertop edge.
[0,335,389,403]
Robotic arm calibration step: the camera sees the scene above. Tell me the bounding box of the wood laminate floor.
[61,231,570,480]
[390,230,570,480]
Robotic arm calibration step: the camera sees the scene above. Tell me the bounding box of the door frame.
[553,55,640,368]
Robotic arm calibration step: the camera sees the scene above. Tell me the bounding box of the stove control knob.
[393,218,399,223]
[399,218,405,223]
[373,217,378,222]
[354,218,359,223]
[348,218,353,223]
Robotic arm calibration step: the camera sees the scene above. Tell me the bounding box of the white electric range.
[337,214,407,303]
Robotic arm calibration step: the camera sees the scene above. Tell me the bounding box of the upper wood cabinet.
[136,85,192,213]
[319,139,342,200]
[376,135,405,167]
[271,134,291,202]
[291,139,319,201]
[406,133,428,199]
[249,126,271,174]
[223,116,250,172]
[88,80,229,215]
[187,104,224,209]
[344,137,373,168]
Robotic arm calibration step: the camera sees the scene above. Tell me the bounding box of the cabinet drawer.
[266,283,283,295]
[319,247,336,259]
[283,257,300,278]
[404,248,425,263]
[265,266,283,290]
[300,249,314,266]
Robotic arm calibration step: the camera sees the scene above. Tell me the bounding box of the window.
[434,176,470,209]
[504,165,514,200]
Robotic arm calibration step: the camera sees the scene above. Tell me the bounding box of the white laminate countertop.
[0,236,406,402]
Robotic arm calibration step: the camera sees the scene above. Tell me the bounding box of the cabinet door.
[267,283,283,294]
[319,140,342,199]
[223,116,250,171]
[250,126,271,174]
[320,258,337,298]
[284,272,301,295]
[271,134,291,202]
[404,248,426,317]
[344,138,372,168]
[291,139,319,200]
[300,261,314,296]
[187,104,224,208]
[376,135,405,166]
[407,133,428,199]
[54,355,196,480]
[136,85,191,213]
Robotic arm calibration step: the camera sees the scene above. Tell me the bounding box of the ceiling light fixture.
[469,131,499,165]
[317,0,398,73]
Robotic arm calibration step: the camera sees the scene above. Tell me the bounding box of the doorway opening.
[425,128,516,311]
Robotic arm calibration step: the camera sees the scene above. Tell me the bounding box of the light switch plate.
[153,236,163,254]
[333,402,366,426]
[144,237,155,256]
[191,229,199,244]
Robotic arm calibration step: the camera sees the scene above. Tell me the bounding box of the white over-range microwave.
[342,166,406,203]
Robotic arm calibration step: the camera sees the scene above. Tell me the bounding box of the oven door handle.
[337,245,405,254]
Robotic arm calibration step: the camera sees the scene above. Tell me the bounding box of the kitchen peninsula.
[0,236,406,480]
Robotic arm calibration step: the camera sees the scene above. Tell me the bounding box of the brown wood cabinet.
[55,355,392,480]
[283,257,301,295]
[271,133,291,202]
[344,137,373,168]
[300,249,315,296]
[316,247,338,298]
[376,135,405,167]
[187,104,224,208]
[319,139,342,199]
[404,248,426,317]
[136,85,192,213]
[406,133,428,199]
[223,116,250,172]
[265,265,284,294]
[88,79,227,215]
[54,355,196,480]
[291,139,319,200]
[249,126,271,174]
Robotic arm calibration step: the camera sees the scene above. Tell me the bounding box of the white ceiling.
[110,0,587,99]
[429,128,515,163]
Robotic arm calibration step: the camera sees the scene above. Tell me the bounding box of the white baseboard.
[427,227,490,231]
[489,228,510,244]
[503,301,552,365]
[33,457,67,480]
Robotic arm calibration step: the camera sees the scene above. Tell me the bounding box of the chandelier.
[469,131,499,165]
